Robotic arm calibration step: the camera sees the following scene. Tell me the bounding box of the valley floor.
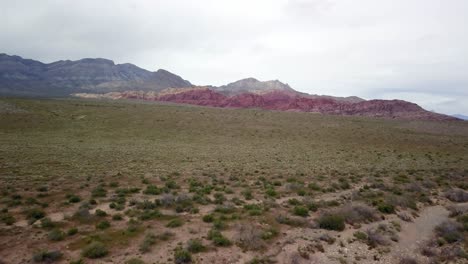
[1,98,467,264]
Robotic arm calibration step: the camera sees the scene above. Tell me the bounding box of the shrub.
[377,203,395,214]
[261,226,279,240]
[32,250,63,263]
[208,229,231,246]
[399,257,418,264]
[72,208,94,223]
[318,214,345,231]
[81,241,108,259]
[340,204,379,225]
[96,220,111,230]
[139,233,157,253]
[112,214,123,221]
[234,224,265,251]
[125,258,145,264]
[212,235,232,247]
[353,231,368,241]
[48,229,65,241]
[166,218,184,228]
[40,217,55,229]
[435,221,464,243]
[158,231,174,241]
[202,214,214,223]
[365,229,390,247]
[174,247,192,264]
[293,206,309,217]
[25,207,45,222]
[143,185,161,195]
[68,195,81,203]
[0,212,15,225]
[187,239,206,253]
[275,214,309,227]
[445,189,468,203]
[91,185,107,198]
[67,227,78,236]
[95,209,107,217]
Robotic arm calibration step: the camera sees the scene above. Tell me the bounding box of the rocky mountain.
[452,114,468,121]
[74,88,458,121]
[0,53,191,96]
[213,77,295,95]
[0,53,460,121]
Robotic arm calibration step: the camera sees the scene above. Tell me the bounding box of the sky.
[1,0,468,115]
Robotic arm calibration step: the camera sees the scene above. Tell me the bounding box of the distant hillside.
[0,53,460,121]
[0,53,191,96]
[452,114,468,120]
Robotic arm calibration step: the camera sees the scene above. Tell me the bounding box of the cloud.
[1,0,467,114]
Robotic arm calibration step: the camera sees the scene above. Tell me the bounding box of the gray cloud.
[1,0,467,115]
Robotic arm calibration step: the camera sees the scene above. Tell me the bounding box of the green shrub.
[213,235,232,246]
[112,214,123,221]
[40,217,55,229]
[208,229,231,246]
[166,218,184,228]
[95,209,107,217]
[48,229,65,241]
[91,185,107,198]
[293,206,309,217]
[81,241,108,259]
[68,195,81,203]
[377,203,395,214]
[32,250,63,262]
[125,258,145,264]
[187,239,205,253]
[174,247,192,264]
[96,220,111,230]
[25,207,45,222]
[318,214,345,231]
[143,185,161,195]
[139,233,157,253]
[202,214,214,223]
[0,211,16,225]
[67,227,78,236]
[353,231,368,241]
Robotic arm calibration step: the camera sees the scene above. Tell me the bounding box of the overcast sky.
[1,0,468,115]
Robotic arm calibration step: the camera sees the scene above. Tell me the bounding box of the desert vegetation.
[0,98,467,263]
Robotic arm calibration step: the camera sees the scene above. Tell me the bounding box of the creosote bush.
[32,250,63,263]
[318,213,345,231]
[174,247,192,264]
[82,241,108,259]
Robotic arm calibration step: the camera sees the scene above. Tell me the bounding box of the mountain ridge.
[0,53,460,121]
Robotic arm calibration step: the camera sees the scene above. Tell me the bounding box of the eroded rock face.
[73,89,459,121]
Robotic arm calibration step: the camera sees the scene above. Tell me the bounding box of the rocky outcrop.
[1,53,460,121]
[0,53,191,96]
[73,89,459,121]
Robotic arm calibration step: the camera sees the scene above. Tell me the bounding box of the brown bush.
[234,224,266,251]
[445,189,468,203]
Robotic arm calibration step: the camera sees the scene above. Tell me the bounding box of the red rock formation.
[73,89,459,121]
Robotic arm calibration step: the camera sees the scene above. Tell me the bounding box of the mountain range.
[0,53,460,121]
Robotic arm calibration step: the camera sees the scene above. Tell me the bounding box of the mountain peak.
[215,78,294,95]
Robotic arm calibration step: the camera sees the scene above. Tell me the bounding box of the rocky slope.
[74,88,457,121]
[0,53,459,121]
[0,53,191,96]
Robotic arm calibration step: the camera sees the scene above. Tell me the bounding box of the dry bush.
[399,257,418,264]
[339,203,379,225]
[234,224,266,251]
[434,221,464,243]
[445,188,468,203]
[397,212,413,222]
[365,228,390,248]
[447,204,468,217]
